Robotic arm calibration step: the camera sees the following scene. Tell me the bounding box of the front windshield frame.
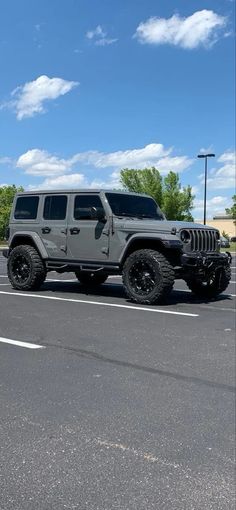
[105,193,165,220]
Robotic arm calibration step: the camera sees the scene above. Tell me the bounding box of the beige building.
[196,215,236,237]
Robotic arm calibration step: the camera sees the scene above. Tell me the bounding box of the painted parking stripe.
[175,288,236,298]
[0,337,44,349]
[46,278,78,282]
[0,290,198,317]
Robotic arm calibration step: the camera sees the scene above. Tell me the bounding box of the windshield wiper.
[115,213,136,218]
[115,213,161,220]
[135,214,156,219]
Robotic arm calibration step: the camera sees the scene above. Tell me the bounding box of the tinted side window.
[14,196,39,220]
[43,195,67,220]
[74,195,104,220]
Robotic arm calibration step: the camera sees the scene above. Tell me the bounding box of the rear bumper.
[181,251,232,269]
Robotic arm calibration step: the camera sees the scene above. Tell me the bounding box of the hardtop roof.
[16,189,152,198]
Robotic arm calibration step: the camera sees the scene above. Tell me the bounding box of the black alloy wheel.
[122,249,174,305]
[128,259,158,296]
[11,254,31,284]
[7,245,46,291]
[186,266,231,299]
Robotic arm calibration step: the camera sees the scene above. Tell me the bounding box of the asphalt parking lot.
[0,252,235,510]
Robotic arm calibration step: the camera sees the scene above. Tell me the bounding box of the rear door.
[67,193,109,261]
[41,194,68,258]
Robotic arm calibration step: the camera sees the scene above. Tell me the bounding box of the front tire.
[8,245,46,291]
[75,271,108,286]
[122,249,174,305]
[185,266,231,299]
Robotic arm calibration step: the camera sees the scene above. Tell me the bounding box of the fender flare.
[9,231,48,259]
[119,233,183,265]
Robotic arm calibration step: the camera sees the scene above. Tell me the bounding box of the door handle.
[70,227,80,235]
[42,227,51,234]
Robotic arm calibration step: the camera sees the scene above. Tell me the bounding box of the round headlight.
[180,229,191,243]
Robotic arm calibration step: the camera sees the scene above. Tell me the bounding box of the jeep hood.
[119,219,218,234]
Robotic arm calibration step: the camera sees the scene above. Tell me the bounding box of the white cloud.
[17,144,193,184]
[151,155,192,174]
[218,151,235,165]
[191,185,200,195]
[193,195,230,219]
[87,170,121,190]
[205,151,236,189]
[27,171,121,191]
[135,10,227,49]
[95,37,118,46]
[86,25,106,39]
[86,25,118,46]
[198,145,214,155]
[72,143,192,172]
[28,173,85,190]
[2,75,78,120]
[0,156,12,165]
[16,149,75,176]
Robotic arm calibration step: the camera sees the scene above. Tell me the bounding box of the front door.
[67,194,109,261]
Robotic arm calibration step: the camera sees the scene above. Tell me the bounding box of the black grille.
[182,229,219,252]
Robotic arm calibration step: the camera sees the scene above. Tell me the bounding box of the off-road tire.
[75,271,108,286]
[122,249,174,305]
[185,266,231,299]
[8,245,46,291]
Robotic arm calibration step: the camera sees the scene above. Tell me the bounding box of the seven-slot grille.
[184,229,219,252]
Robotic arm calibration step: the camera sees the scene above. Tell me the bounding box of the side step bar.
[45,261,120,272]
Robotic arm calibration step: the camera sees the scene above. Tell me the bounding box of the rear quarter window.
[14,196,39,220]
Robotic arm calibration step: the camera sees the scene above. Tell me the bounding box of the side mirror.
[91,207,106,222]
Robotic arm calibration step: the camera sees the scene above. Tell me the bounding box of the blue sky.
[0,0,235,219]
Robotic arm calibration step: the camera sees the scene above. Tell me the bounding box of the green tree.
[225,195,236,222]
[163,171,194,221]
[120,167,194,221]
[120,167,163,206]
[0,185,24,240]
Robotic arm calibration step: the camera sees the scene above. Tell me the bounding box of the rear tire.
[8,245,46,291]
[122,249,174,305]
[75,271,108,286]
[185,266,231,299]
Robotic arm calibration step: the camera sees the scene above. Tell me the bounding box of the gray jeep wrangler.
[4,189,231,304]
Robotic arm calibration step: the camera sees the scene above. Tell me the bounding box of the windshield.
[106,193,165,220]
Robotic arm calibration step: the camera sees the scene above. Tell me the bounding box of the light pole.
[197,153,215,225]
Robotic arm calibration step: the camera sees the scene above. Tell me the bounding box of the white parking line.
[0,337,44,349]
[0,275,8,278]
[175,288,236,298]
[46,278,78,283]
[0,283,10,286]
[0,290,198,317]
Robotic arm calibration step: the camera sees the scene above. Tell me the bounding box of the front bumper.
[181,251,232,269]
